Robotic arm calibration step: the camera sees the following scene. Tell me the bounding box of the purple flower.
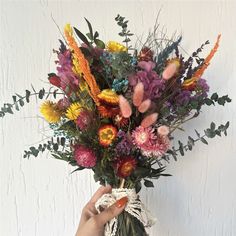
[115,131,133,156]
[195,78,209,98]
[55,48,79,95]
[129,61,165,100]
[175,90,192,106]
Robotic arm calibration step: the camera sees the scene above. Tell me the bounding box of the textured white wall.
[0,1,236,236]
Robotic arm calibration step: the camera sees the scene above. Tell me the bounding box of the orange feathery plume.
[183,34,221,89]
[193,34,221,78]
[64,24,101,105]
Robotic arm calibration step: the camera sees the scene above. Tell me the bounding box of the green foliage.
[74,18,105,49]
[204,93,232,106]
[166,121,230,161]
[23,136,68,158]
[0,87,62,118]
[156,36,182,73]
[115,14,133,47]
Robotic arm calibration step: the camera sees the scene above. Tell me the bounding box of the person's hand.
[75,185,128,236]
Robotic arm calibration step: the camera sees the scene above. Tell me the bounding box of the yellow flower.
[40,101,62,123]
[97,89,119,105]
[106,41,127,52]
[66,102,83,120]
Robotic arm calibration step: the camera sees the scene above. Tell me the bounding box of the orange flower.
[97,89,119,106]
[98,125,117,147]
[98,105,120,118]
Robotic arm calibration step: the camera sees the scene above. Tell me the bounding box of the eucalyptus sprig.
[115,14,134,48]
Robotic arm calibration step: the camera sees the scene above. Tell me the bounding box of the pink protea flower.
[76,109,94,130]
[141,136,170,158]
[132,126,156,148]
[138,99,151,113]
[73,145,97,168]
[157,125,170,136]
[133,82,144,107]
[141,113,158,128]
[119,95,132,118]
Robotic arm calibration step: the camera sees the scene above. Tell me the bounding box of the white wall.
[0,1,236,236]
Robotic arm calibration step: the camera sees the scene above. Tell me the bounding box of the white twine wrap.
[95,188,156,236]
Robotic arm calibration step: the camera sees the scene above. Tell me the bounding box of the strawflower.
[66,102,83,120]
[106,41,127,52]
[40,101,63,123]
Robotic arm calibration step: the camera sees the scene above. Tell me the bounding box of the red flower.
[48,74,61,88]
[115,156,137,178]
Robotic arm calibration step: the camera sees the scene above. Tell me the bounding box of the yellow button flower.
[66,102,83,120]
[40,101,62,123]
[106,41,127,52]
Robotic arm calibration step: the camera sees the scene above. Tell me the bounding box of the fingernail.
[115,196,128,208]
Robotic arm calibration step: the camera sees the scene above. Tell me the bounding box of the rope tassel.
[95,188,156,236]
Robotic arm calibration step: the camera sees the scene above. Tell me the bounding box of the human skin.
[75,185,128,236]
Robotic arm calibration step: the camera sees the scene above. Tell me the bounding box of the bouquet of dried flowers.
[0,15,231,235]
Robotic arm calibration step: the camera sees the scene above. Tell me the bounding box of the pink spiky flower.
[141,135,170,158]
[132,126,156,148]
[74,145,97,168]
[76,109,94,130]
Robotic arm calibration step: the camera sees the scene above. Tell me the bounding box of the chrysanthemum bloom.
[98,125,117,147]
[141,136,170,158]
[66,102,82,120]
[76,109,94,130]
[40,101,63,123]
[115,156,137,178]
[106,41,127,52]
[132,126,156,148]
[98,105,120,118]
[73,145,97,168]
[97,89,120,118]
[132,126,170,158]
[98,89,119,106]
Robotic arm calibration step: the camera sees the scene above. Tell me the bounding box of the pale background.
[0,1,236,236]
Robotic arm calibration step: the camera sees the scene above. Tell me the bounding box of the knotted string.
[95,188,156,236]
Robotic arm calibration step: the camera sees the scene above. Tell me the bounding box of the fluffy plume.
[119,95,132,118]
[133,82,144,107]
[141,113,158,128]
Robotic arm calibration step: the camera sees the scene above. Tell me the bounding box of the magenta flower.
[76,110,94,130]
[74,145,97,168]
[129,61,165,100]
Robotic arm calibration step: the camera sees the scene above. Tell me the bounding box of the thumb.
[94,196,128,226]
